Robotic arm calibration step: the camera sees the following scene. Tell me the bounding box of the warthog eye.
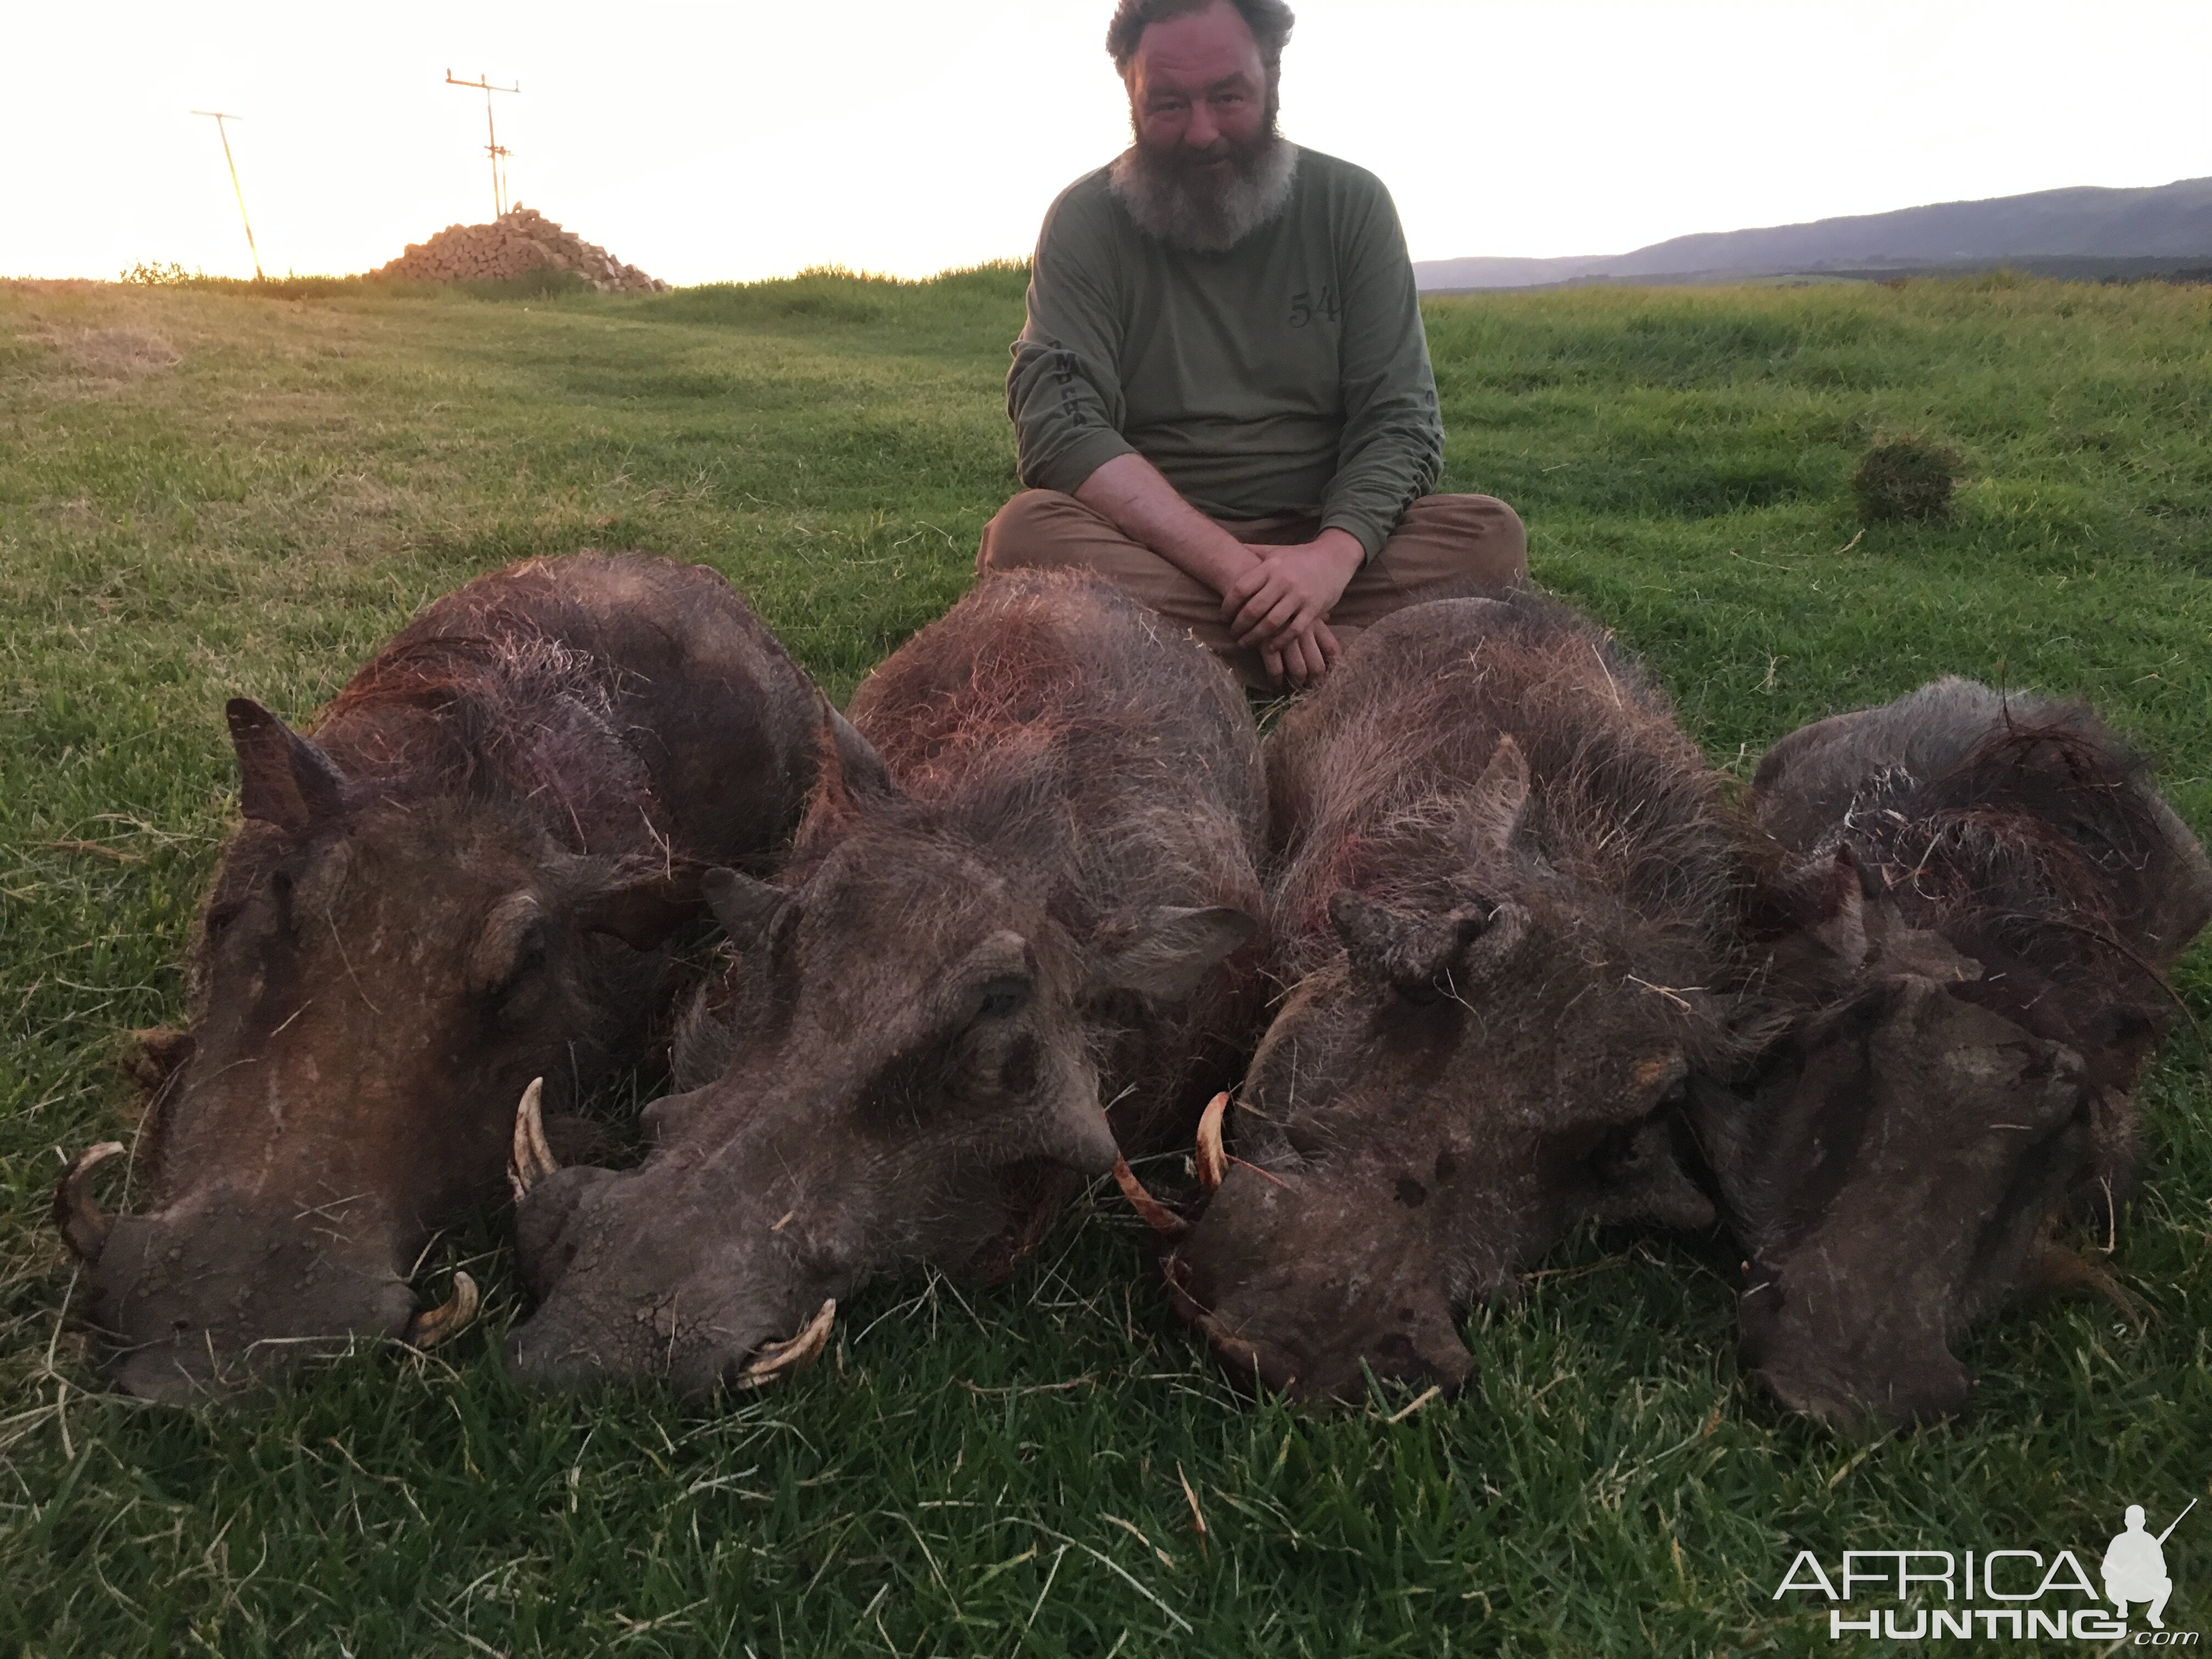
[1396,975,1452,1008]
[483,943,551,1024]
[472,895,550,1003]
[263,869,302,934]
[974,976,1029,1022]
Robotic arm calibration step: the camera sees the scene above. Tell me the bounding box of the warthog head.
[1696,853,2108,1429]
[58,700,689,1400]
[1702,683,2212,1429]
[1704,985,2089,1428]
[1163,735,1725,1404]
[506,755,1254,1397]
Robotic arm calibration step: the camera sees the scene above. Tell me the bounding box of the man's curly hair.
[1105,0,1296,78]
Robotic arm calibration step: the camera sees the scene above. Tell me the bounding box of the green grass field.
[3,266,2208,1656]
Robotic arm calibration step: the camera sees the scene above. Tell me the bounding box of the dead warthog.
[1693,677,2212,1427]
[1154,592,1742,1404]
[55,554,849,1400]
[505,569,1267,1397]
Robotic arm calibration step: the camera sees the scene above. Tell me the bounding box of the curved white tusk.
[508,1077,558,1200]
[404,1271,481,1349]
[1113,1155,1190,1239]
[54,1141,127,1263]
[737,1298,837,1386]
[1194,1092,1230,1194]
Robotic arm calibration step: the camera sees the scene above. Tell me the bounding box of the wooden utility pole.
[190,110,263,279]
[445,71,520,218]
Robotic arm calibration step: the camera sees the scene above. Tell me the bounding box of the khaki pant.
[977,490,1528,691]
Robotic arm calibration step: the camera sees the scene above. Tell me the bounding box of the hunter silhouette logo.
[2107,1501,2194,1631]
[1773,1493,2201,1642]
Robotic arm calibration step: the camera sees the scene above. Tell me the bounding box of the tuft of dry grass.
[1851,434,1962,523]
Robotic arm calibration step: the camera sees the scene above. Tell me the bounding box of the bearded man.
[978,0,1528,690]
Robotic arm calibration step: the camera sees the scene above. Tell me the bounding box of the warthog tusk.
[1113,1156,1189,1238]
[54,1141,127,1263]
[508,1077,558,1200]
[737,1298,837,1386]
[1194,1092,1229,1194]
[404,1271,481,1348]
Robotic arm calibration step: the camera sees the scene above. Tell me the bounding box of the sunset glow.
[7,0,2210,284]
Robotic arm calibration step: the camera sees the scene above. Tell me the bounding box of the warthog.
[1154,592,1742,1403]
[1692,677,2212,1427]
[55,554,850,1399]
[506,569,1266,1397]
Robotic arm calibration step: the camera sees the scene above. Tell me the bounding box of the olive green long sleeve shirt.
[1006,146,1443,560]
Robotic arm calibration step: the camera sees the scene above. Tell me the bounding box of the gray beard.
[1108,133,1299,254]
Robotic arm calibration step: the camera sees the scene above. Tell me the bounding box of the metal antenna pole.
[445,71,520,218]
[190,110,263,279]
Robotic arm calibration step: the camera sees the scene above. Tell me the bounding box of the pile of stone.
[372,206,665,292]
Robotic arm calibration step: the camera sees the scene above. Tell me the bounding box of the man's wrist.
[1296,529,1365,617]
[1198,528,1266,596]
[1073,452,1261,597]
[1311,528,1366,580]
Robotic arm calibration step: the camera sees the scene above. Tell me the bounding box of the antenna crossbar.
[445,71,521,218]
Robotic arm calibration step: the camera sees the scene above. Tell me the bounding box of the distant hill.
[1415,176,2212,291]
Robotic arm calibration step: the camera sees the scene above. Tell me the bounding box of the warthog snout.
[1166,1162,1477,1404]
[82,1205,427,1402]
[1697,973,2091,1431]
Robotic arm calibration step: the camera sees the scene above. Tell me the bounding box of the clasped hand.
[1218,532,1365,689]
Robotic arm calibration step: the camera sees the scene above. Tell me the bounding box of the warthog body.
[59,554,844,1399]
[1695,678,2212,1426]
[1163,592,1742,1402]
[506,569,1267,1397]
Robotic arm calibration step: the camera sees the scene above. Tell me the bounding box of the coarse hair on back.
[1106,0,1296,77]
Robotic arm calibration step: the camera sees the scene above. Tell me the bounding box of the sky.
[4,0,2209,285]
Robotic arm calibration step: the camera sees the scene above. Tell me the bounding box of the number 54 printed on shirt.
[1288,286,1342,328]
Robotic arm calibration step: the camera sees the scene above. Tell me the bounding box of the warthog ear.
[1329,890,1528,995]
[1765,847,1978,986]
[1464,735,1531,854]
[225,698,348,833]
[811,710,901,822]
[568,859,701,950]
[702,867,795,952]
[1776,847,1869,968]
[1088,906,1258,999]
[828,708,896,799]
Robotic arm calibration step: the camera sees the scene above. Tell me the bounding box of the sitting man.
[979,0,1527,690]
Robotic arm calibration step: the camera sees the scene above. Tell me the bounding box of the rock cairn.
[373,206,665,292]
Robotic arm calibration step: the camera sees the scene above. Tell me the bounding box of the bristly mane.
[317,630,655,850]
[196,624,663,992]
[837,625,1091,799]
[1812,708,2202,1032]
[792,570,1262,933]
[1272,591,1743,984]
[1818,713,2211,1150]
